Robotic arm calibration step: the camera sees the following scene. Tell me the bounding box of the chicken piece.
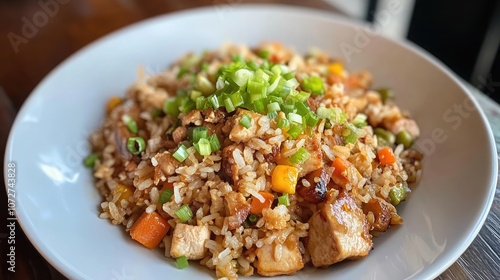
[202,108,226,123]
[362,198,392,232]
[298,133,324,177]
[385,118,420,138]
[296,167,333,203]
[221,144,243,184]
[152,151,180,185]
[255,233,304,276]
[170,224,210,260]
[182,110,203,126]
[307,192,373,267]
[263,205,290,230]
[229,109,260,143]
[225,191,250,230]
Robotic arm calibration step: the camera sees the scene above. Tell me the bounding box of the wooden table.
[1,1,498,279]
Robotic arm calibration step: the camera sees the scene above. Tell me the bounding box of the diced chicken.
[202,108,226,123]
[229,109,260,143]
[362,198,392,232]
[255,233,304,276]
[170,224,210,260]
[263,205,290,230]
[182,110,203,126]
[225,191,250,230]
[385,118,420,138]
[296,167,333,203]
[153,151,180,185]
[221,144,243,184]
[298,133,324,177]
[307,192,373,267]
[172,126,188,144]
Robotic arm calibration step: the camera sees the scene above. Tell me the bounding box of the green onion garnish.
[84,153,98,168]
[278,193,290,206]
[176,256,189,269]
[195,138,212,156]
[233,69,254,87]
[192,127,208,144]
[195,96,207,110]
[175,205,193,222]
[196,75,215,95]
[288,91,310,102]
[290,147,310,165]
[287,124,303,139]
[163,98,179,116]
[209,134,221,152]
[127,137,146,155]
[288,113,303,124]
[305,112,320,127]
[352,113,368,128]
[239,114,252,128]
[302,76,324,95]
[277,117,290,129]
[257,49,270,59]
[121,115,138,134]
[173,145,189,162]
[224,98,236,113]
[267,102,281,112]
[208,94,220,109]
[159,189,174,204]
[267,111,278,119]
[344,123,360,144]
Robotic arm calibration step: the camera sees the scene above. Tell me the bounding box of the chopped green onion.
[288,113,303,124]
[305,112,320,127]
[277,117,290,129]
[281,103,296,114]
[344,123,360,144]
[177,66,189,78]
[254,69,270,82]
[232,54,244,62]
[267,75,282,93]
[173,145,189,162]
[352,113,368,128]
[377,88,394,103]
[209,134,221,152]
[195,138,212,156]
[239,114,252,128]
[190,90,202,101]
[247,60,259,71]
[229,92,244,107]
[267,111,278,119]
[180,98,196,114]
[389,183,407,206]
[196,75,215,95]
[192,127,208,144]
[257,49,270,59]
[127,137,146,155]
[163,98,179,116]
[208,95,220,109]
[316,107,346,124]
[201,62,209,71]
[121,115,138,134]
[287,124,303,139]
[84,153,98,168]
[159,189,174,204]
[252,99,266,114]
[175,205,193,222]
[151,108,162,119]
[224,98,236,113]
[248,81,267,101]
[282,72,295,80]
[195,96,207,110]
[278,193,290,206]
[233,69,254,87]
[288,91,310,102]
[302,76,324,95]
[295,102,311,117]
[290,147,310,165]
[176,256,189,269]
[267,102,281,112]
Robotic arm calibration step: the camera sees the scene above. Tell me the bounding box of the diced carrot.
[162,181,174,190]
[130,211,170,249]
[332,158,349,180]
[378,147,396,165]
[106,96,122,114]
[271,165,299,194]
[250,191,275,214]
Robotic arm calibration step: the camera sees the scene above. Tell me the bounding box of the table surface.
[0,1,499,279]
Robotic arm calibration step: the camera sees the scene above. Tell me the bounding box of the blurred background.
[0,0,499,279]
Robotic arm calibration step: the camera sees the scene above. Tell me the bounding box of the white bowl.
[4,5,497,280]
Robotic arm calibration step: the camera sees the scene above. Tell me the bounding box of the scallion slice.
[224,97,236,113]
[267,102,281,112]
[287,124,303,139]
[278,193,290,206]
[127,137,146,155]
[163,98,179,116]
[159,189,174,204]
[239,114,252,128]
[176,256,189,269]
[175,205,193,222]
[173,145,189,162]
[233,69,254,87]
[344,123,360,144]
[267,111,278,119]
[288,113,303,124]
[305,112,320,127]
[352,113,368,128]
[209,94,220,109]
[209,134,221,152]
[302,76,324,95]
[257,49,270,59]
[195,138,212,156]
[290,147,311,165]
[277,117,290,129]
[192,127,208,144]
[84,153,98,168]
[121,115,138,134]
[195,96,207,110]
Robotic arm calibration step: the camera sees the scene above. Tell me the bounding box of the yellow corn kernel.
[114,184,133,202]
[107,96,122,114]
[328,62,344,77]
[271,165,299,194]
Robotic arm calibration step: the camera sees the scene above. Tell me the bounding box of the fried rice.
[87,42,423,279]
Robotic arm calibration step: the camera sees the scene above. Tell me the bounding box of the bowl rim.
[4,4,498,279]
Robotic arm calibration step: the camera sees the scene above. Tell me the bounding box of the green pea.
[396,130,413,149]
[84,153,98,168]
[389,183,406,206]
[374,128,395,145]
[376,88,394,103]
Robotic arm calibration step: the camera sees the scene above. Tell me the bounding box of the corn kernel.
[328,62,344,77]
[271,165,299,194]
[107,96,122,114]
[115,184,133,202]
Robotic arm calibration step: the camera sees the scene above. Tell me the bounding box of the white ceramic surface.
[4,5,497,280]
